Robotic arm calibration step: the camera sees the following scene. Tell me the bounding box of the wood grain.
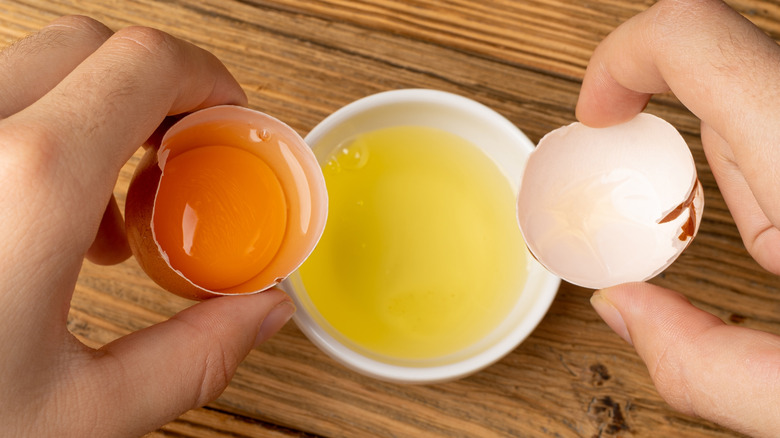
[1,0,778,437]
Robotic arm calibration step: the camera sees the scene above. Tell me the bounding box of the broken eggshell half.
[125,105,328,300]
[517,113,704,289]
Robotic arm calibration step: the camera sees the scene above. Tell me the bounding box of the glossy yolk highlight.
[153,145,287,291]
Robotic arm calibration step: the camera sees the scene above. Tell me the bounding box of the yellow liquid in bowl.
[299,126,527,361]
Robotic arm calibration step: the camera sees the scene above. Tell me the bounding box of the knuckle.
[168,315,242,408]
[46,15,114,43]
[22,15,114,58]
[647,346,696,415]
[193,347,237,407]
[651,0,721,32]
[111,26,177,59]
[0,16,111,71]
[646,0,726,61]
[0,124,75,248]
[109,27,183,83]
[0,123,61,186]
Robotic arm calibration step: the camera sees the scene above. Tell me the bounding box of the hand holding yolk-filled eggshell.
[516,113,704,289]
[125,106,327,301]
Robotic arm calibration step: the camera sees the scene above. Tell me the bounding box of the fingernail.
[590,291,633,345]
[254,300,296,347]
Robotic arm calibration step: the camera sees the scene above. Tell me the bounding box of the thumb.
[590,282,780,438]
[80,288,295,437]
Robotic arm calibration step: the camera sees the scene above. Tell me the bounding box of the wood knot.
[729,313,747,324]
[589,363,611,386]
[588,396,630,437]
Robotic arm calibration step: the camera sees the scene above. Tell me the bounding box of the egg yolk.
[152,145,287,291]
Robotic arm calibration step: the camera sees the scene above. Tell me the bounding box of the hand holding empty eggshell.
[0,16,296,437]
[572,0,780,436]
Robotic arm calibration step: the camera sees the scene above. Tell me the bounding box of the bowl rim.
[285,88,560,384]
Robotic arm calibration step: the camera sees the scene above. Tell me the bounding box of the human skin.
[577,0,780,436]
[0,16,296,437]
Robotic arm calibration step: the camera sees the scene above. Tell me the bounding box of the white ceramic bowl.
[282,89,560,384]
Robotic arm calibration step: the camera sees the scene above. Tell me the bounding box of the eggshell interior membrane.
[517,113,704,289]
[154,105,328,295]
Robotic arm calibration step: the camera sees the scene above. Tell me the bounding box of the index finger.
[8,26,246,195]
[576,0,780,136]
[0,26,246,337]
[575,0,780,269]
[3,26,246,232]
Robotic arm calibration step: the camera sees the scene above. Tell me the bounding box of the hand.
[576,0,780,436]
[0,16,296,437]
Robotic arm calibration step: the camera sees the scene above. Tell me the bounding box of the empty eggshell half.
[517,113,703,289]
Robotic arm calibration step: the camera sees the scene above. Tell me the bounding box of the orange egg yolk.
[152,145,287,291]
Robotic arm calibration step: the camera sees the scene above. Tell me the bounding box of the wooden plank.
[0,0,777,436]
[145,407,318,437]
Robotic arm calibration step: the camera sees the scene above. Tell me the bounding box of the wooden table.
[2,1,779,436]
